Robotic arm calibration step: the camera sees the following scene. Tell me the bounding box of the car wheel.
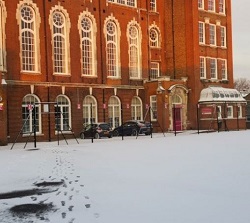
[95,133,100,139]
[132,129,137,136]
[113,130,119,137]
[80,132,85,139]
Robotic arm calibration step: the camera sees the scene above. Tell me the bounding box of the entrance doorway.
[173,106,182,131]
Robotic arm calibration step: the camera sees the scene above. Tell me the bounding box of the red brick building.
[0,0,246,145]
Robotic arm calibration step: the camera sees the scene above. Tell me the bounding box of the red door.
[173,107,182,131]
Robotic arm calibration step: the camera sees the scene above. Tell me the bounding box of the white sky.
[0,131,250,223]
[232,0,250,79]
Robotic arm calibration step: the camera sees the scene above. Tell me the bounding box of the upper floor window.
[17,1,41,73]
[210,58,217,79]
[198,0,204,9]
[128,22,141,79]
[199,22,205,44]
[219,0,225,14]
[208,0,215,12]
[79,12,97,76]
[220,59,227,80]
[150,62,159,80]
[49,6,70,75]
[221,26,226,47]
[0,0,6,71]
[149,26,160,47]
[104,18,121,78]
[150,0,157,12]
[209,24,216,46]
[107,0,136,7]
[200,57,206,79]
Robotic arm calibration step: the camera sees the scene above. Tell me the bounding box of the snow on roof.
[199,86,246,103]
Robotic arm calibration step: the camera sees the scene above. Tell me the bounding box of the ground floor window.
[55,95,71,131]
[131,96,142,120]
[22,94,41,134]
[150,95,157,121]
[83,95,97,124]
[108,96,121,129]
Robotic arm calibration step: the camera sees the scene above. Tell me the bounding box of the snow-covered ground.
[0,130,250,223]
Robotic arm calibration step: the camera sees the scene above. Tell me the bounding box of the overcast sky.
[232,0,250,79]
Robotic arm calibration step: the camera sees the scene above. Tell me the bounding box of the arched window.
[105,18,120,78]
[17,1,41,72]
[149,27,160,47]
[22,94,41,134]
[128,22,141,79]
[108,96,121,128]
[0,0,7,71]
[50,6,70,75]
[83,95,98,124]
[55,95,71,131]
[131,96,142,121]
[172,94,182,104]
[79,12,97,76]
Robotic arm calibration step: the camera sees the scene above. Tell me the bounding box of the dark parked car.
[80,123,112,139]
[112,120,152,136]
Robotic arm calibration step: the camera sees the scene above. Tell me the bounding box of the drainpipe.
[171,0,176,79]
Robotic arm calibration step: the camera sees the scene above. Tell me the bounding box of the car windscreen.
[99,124,110,130]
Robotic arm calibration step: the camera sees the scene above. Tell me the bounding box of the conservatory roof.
[199,86,246,103]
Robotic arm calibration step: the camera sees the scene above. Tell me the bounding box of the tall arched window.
[149,26,160,47]
[108,96,121,128]
[104,17,120,78]
[17,1,41,72]
[22,94,41,134]
[79,12,97,76]
[49,6,70,75]
[0,0,7,71]
[55,95,71,131]
[83,95,98,124]
[131,96,142,121]
[128,22,141,79]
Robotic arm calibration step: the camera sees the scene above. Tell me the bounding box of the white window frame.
[17,1,41,73]
[208,0,215,12]
[108,96,121,129]
[150,95,157,121]
[210,58,217,79]
[219,0,225,14]
[0,0,7,72]
[55,95,72,131]
[237,105,242,118]
[79,12,97,77]
[107,0,137,7]
[217,105,222,119]
[104,17,121,78]
[198,0,204,9]
[200,57,206,79]
[150,0,157,12]
[220,59,227,80]
[220,26,226,48]
[209,24,216,46]
[131,96,143,121]
[199,22,205,44]
[22,94,42,134]
[150,62,160,80]
[227,105,233,118]
[127,22,142,79]
[83,95,98,124]
[149,26,160,48]
[49,6,71,76]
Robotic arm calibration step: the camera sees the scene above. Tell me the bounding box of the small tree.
[234,78,250,92]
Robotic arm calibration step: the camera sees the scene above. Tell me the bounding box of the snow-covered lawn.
[0,130,250,223]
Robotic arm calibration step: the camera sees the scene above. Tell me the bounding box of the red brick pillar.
[0,73,8,146]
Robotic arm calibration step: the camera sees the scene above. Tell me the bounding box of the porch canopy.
[199,86,246,103]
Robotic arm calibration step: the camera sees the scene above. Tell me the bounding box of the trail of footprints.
[34,148,98,223]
